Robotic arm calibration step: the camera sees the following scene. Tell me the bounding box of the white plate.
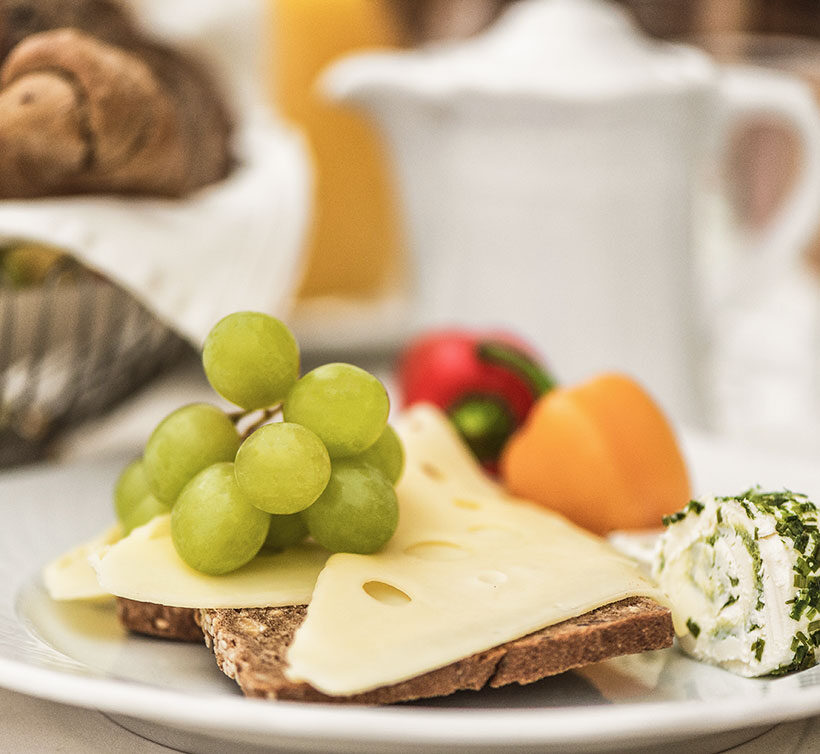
[4,435,820,753]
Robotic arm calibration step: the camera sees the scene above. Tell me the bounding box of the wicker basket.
[0,254,189,466]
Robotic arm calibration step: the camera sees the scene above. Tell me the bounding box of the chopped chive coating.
[662,488,820,676]
[687,499,705,515]
[728,489,820,674]
[722,594,739,609]
[663,499,706,527]
[662,510,686,527]
[733,525,765,611]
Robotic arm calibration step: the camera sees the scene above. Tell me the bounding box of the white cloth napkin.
[0,0,312,347]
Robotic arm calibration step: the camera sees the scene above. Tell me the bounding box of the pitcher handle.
[720,65,820,284]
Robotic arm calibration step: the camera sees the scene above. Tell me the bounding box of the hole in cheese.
[453,499,481,510]
[477,570,508,585]
[420,462,445,481]
[362,581,412,606]
[404,541,470,561]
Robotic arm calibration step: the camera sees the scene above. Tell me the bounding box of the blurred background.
[4,0,820,464]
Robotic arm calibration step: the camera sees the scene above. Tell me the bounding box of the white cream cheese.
[653,490,820,676]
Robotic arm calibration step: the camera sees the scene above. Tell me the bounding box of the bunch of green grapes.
[112,311,404,575]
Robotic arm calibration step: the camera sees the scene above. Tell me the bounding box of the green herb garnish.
[687,499,705,515]
[662,510,686,527]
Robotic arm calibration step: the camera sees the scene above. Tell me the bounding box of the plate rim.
[3,649,820,748]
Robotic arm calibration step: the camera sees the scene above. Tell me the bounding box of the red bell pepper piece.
[396,330,554,468]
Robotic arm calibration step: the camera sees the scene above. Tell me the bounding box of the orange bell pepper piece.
[499,373,690,535]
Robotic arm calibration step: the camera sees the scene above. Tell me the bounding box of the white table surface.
[5,357,820,753]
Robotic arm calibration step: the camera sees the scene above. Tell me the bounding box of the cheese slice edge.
[92,515,329,609]
[43,523,122,601]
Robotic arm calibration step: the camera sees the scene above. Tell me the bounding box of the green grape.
[113,459,151,524]
[114,458,169,534]
[235,422,330,514]
[143,403,240,504]
[263,512,309,551]
[121,494,168,535]
[303,459,398,554]
[283,363,389,457]
[350,424,404,484]
[171,462,270,575]
[202,311,299,410]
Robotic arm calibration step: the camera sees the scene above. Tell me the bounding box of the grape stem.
[229,406,281,438]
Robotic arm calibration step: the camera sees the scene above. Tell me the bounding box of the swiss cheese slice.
[43,524,122,601]
[286,404,667,695]
[92,515,329,608]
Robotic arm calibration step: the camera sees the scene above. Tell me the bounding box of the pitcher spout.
[320,49,442,115]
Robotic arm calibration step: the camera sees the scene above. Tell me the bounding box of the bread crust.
[116,597,203,642]
[198,597,673,704]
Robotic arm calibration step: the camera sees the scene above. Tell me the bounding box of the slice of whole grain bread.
[197,597,673,704]
[116,597,203,642]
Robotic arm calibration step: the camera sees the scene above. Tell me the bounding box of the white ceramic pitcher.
[323,0,820,428]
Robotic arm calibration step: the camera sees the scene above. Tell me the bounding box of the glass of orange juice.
[267,0,408,315]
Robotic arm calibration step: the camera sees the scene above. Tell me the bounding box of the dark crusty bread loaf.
[0,0,232,199]
[198,597,673,704]
[116,597,203,642]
